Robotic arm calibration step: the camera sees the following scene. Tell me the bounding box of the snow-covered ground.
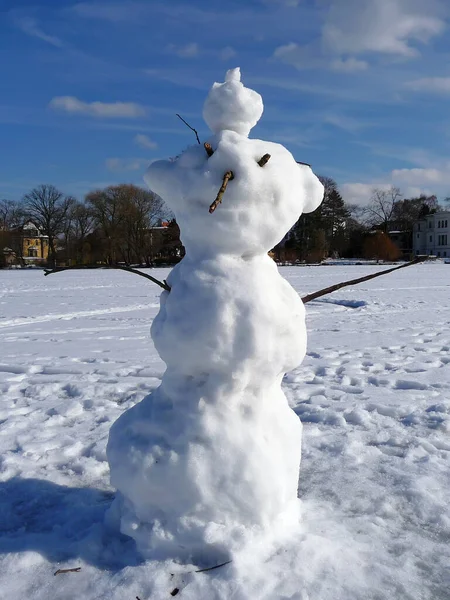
[0,263,449,600]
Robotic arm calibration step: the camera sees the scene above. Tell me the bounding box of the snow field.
[0,264,449,599]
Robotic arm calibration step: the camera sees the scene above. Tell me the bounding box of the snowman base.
[106,380,302,564]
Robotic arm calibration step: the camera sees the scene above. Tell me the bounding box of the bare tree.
[119,186,165,265]
[62,201,95,264]
[363,186,402,232]
[86,186,124,264]
[86,184,165,265]
[0,199,23,229]
[22,185,74,266]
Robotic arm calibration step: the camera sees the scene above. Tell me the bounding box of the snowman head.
[203,68,264,137]
[145,69,324,258]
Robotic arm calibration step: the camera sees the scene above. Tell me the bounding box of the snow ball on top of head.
[203,67,263,137]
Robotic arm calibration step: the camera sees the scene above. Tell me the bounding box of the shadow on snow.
[0,477,142,570]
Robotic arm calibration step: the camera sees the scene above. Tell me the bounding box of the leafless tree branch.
[301,257,426,304]
[363,186,402,232]
[176,114,200,144]
[43,265,171,291]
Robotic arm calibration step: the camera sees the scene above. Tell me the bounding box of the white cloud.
[391,167,450,186]
[134,134,157,149]
[261,0,301,5]
[323,0,445,58]
[324,113,365,132]
[342,164,450,205]
[273,45,367,72]
[405,77,450,94]
[166,43,199,58]
[340,182,392,206]
[273,0,446,72]
[49,97,146,118]
[220,46,237,61]
[330,57,368,72]
[105,158,150,172]
[273,43,321,70]
[15,17,64,47]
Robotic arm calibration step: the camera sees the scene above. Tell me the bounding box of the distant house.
[387,230,412,260]
[2,247,16,267]
[9,221,50,264]
[413,211,450,258]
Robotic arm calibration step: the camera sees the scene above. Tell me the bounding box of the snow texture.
[0,264,449,598]
[106,69,324,563]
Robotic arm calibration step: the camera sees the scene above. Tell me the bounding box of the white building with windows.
[413,211,450,258]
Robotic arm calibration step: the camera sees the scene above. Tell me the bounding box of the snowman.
[106,68,324,565]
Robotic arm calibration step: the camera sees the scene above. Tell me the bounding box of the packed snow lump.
[106,68,324,565]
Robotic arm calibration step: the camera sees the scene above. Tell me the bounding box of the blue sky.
[2,0,450,205]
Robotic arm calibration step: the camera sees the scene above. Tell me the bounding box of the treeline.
[1,184,182,267]
[2,177,449,268]
[273,177,447,263]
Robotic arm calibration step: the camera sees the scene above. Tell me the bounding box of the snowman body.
[106,69,324,563]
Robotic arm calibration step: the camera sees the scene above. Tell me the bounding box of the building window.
[444,251,447,257]
[430,235,432,242]
[28,248,38,257]
[446,220,448,228]
[417,233,420,238]
[438,221,441,228]
[418,224,421,231]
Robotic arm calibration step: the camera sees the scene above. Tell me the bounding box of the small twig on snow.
[54,567,81,576]
[257,153,271,167]
[170,589,180,597]
[301,257,427,304]
[209,171,234,214]
[176,113,200,145]
[204,142,214,157]
[296,160,311,167]
[195,559,233,573]
[43,265,171,292]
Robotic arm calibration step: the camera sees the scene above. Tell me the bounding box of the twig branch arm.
[176,113,200,145]
[257,154,271,167]
[44,265,171,292]
[204,142,214,157]
[301,257,426,304]
[195,559,233,573]
[54,567,81,576]
[42,258,425,304]
[209,171,234,213]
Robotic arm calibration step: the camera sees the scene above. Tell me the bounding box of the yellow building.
[10,221,49,264]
